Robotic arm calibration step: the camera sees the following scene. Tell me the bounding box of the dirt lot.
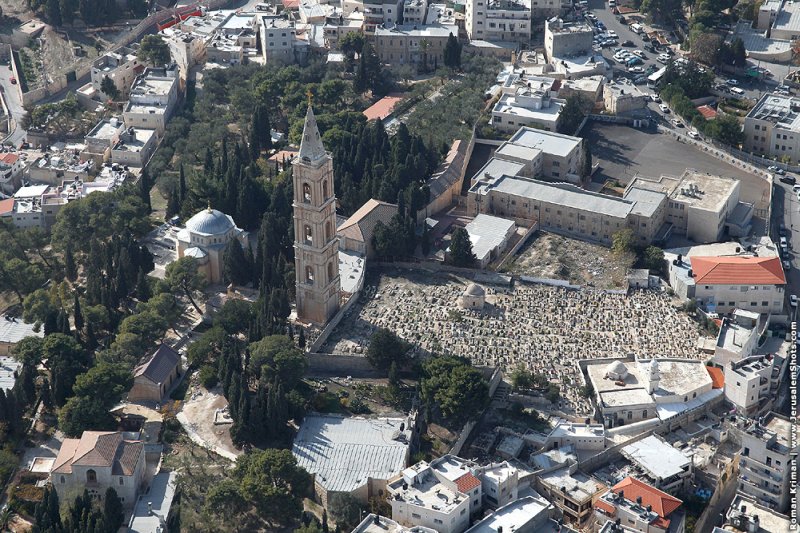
[178,380,242,461]
[502,231,631,288]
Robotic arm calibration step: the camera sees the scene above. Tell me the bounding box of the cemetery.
[321,270,707,417]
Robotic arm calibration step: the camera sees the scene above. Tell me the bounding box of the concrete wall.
[306,352,381,377]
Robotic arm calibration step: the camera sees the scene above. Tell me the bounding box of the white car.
[688,131,700,139]
[791,295,798,307]
[608,30,618,37]
[659,104,670,113]
[650,94,661,102]
[629,66,644,73]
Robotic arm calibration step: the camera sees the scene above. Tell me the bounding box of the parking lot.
[584,122,772,212]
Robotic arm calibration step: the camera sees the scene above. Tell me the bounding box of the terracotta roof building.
[128,344,182,403]
[51,431,146,508]
[337,199,399,259]
[594,477,684,533]
[696,105,717,120]
[667,250,787,315]
[363,95,404,122]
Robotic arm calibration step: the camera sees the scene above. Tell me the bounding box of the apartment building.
[475,462,518,509]
[403,0,428,24]
[713,309,760,366]
[724,355,780,417]
[620,436,693,495]
[90,47,142,100]
[536,464,607,525]
[743,93,800,162]
[465,0,531,43]
[737,412,795,514]
[259,15,301,65]
[491,80,564,132]
[374,24,457,66]
[594,477,685,533]
[363,0,405,33]
[83,117,125,165]
[122,66,180,136]
[111,126,158,168]
[0,153,25,193]
[544,18,593,60]
[387,457,482,533]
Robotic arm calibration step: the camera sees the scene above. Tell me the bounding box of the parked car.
[659,104,670,113]
[632,50,646,58]
[621,39,634,46]
[650,94,661,102]
[726,78,739,85]
[629,66,644,73]
[768,165,785,175]
[791,295,798,307]
[688,131,700,139]
[779,175,797,185]
[672,119,684,127]
[730,87,745,96]
[784,260,791,271]
[9,76,16,84]
[633,75,647,84]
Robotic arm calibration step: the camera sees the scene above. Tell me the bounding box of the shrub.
[199,365,218,389]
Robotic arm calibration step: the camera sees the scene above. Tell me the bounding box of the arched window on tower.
[87,469,97,483]
[325,221,332,242]
[305,266,314,285]
[323,180,329,199]
[303,183,312,203]
[304,225,313,246]
[327,262,334,284]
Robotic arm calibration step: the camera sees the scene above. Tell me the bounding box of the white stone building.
[387,455,483,533]
[465,0,531,43]
[123,66,180,136]
[90,48,142,101]
[743,89,800,162]
[51,431,146,508]
[620,435,693,494]
[736,412,795,514]
[544,18,593,61]
[724,354,780,417]
[594,476,685,533]
[174,206,249,284]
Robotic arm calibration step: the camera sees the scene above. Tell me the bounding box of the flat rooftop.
[508,127,581,158]
[292,415,411,493]
[716,320,757,353]
[374,23,458,37]
[338,249,365,294]
[747,92,800,131]
[353,515,437,533]
[599,388,656,408]
[465,214,515,264]
[493,94,562,122]
[130,77,175,98]
[540,467,605,503]
[623,187,666,218]
[471,155,526,184]
[0,356,22,392]
[431,455,472,482]
[87,119,123,140]
[621,436,690,480]
[531,445,578,470]
[728,494,792,533]
[466,496,552,533]
[113,128,156,153]
[549,420,605,439]
[494,141,541,164]
[389,470,465,514]
[650,360,712,399]
[547,20,592,34]
[772,0,800,34]
[128,471,177,532]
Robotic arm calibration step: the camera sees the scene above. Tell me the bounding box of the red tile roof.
[595,499,617,515]
[363,95,404,121]
[691,256,786,286]
[612,477,682,518]
[0,198,13,215]
[455,472,481,493]
[697,105,717,120]
[283,0,300,8]
[0,153,19,164]
[706,366,724,389]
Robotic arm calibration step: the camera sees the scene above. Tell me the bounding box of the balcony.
[740,461,782,483]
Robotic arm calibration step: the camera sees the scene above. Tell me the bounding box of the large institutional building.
[293,105,341,325]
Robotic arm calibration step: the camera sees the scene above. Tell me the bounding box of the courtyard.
[321,270,707,417]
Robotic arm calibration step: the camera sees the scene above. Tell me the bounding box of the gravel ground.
[503,231,632,289]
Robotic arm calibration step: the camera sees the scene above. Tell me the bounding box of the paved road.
[772,180,800,292]
[0,62,27,148]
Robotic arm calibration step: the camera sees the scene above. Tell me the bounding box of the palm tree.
[0,508,14,532]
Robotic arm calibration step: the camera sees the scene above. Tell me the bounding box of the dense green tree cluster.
[365,328,410,372]
[443,33,462,69]
[658,82,744,147]
[332,120,437,215]
[204,448,310,526]
[138,35,171,66]
[32,487,124,533]
[0,220,57,303]
[420,356,489,424]
[658,60,713,99]
[58,362,132,436]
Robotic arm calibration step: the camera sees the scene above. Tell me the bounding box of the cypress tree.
[103,488,124,531]
[65,243,77,281]
[178,162,187,203]
[136,267,151,302]
[73,292,83,332]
